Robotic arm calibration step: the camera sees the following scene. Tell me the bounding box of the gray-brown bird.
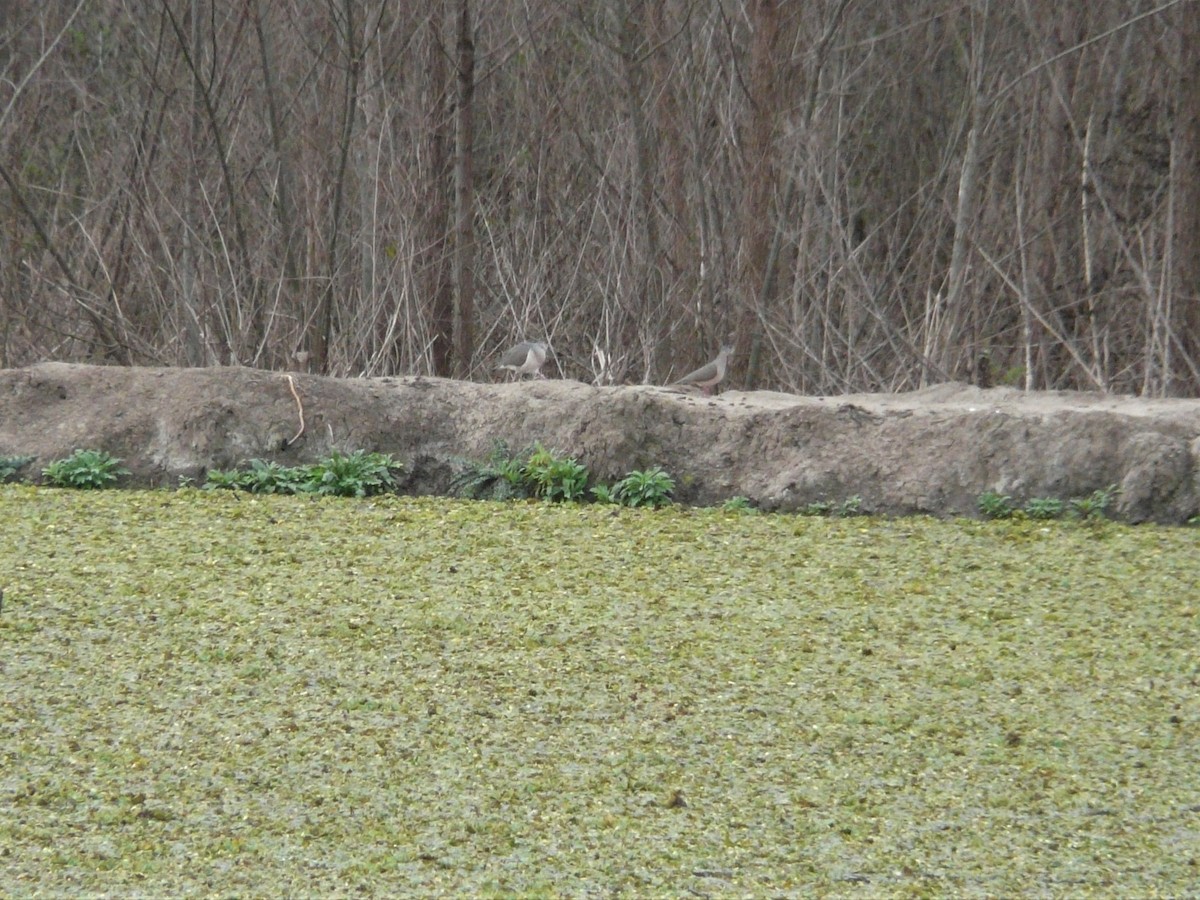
[673,344,733,395]
[496,340,549,379]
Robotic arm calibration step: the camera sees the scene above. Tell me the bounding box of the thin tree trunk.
[1015,134,1035,391]
[735,0,782,389]
[451,0,476,378]
[648,1,684,377]
[313,0,362,374]
[178,0,205,366]
[939,1,990,382]
[617,0,666,381]
[942,117,980,376]
[1080,112,1107,390]
[252,0,300,365]
[162,0,257,365]
[420,11,453,377]
[1171,0,1200,392]
[1025,2,1085,389]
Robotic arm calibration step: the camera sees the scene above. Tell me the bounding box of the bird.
[672,344,733,395]
[495,340,549,379]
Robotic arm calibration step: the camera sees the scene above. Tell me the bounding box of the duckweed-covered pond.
[2,486,1198,896]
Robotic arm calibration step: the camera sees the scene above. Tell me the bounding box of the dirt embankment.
[3,362,1199,523]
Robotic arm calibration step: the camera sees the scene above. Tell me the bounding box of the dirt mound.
[3,362,1199,523]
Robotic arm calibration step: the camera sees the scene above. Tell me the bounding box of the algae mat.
[2,486,1198,896]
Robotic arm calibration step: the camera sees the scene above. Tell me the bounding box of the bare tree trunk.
[648,1,685,378]
[162,0,257,365]
[617,0,667,380]
[1014,133,1036,392]
[349,5,390,376]
[178,0,205,366]
[936,1,992,384]
[252,0,301,366]
[942,116,980,378]
[1171,0,1200,392]
[1025,3,1086,390]
[753,0,852,391]
[420,11,454,377]
[451,0,476,378]
[735,0,784,388]
[1080,112,1107,390]
[312,0,362,374]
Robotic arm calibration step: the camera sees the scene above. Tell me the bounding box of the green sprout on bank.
[977,485,1118,522]
[1,455,36,483]
[450,442,535,501]
[612,468,675,508]
[721,495,759,515]
[801,496,863,518]
[977,491,1015,519]
[523,444,590,502]
[42,449,130,489]
[204,451,402,498]
[1068,485,1118,521]
[306,450,401,497]
[1024,497,1065,520]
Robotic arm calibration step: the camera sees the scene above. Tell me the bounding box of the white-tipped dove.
[496,340,549,379]
[673,344,733,395]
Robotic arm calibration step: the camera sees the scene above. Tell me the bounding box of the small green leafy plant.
[523,444,590,502]
[1024,497,1065,520]
[452,443,592,504]
[305,450,401,497]
[451,449,679,511]
[204,461,299,493]
[1069,484,1117,521]
[589,483,616,505]
[800,496,864,518]
[203,451,401,497]
[834,496,863,517]
[450,442,534,501]
[242,459,309,494]
[974,486,1117,522]
[202,468,248,491]
[722,496,759,515]
[612,467,675,508]
[1,454,36,483]
[978,491,1015,520]
[42,449,130,489]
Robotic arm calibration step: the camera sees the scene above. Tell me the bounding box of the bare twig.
[283,374,305,448]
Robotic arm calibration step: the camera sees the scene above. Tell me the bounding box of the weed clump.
[42,449,130,489]
[204,450,402,497]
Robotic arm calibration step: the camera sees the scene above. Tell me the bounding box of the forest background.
[1,0,1198,396]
